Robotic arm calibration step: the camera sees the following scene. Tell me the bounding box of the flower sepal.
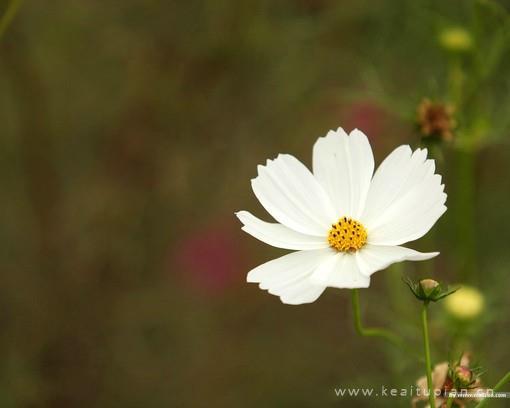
[403,277,459,303]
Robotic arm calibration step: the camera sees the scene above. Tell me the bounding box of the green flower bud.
[439,27,473,52]
[444,286,485,320]
[455,366,473,387]
[420,279,440,296]
[403,276,458,303]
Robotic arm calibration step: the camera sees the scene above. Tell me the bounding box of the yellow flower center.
[328,217,367,252]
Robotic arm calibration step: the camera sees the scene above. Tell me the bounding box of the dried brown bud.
[417,99,456,141]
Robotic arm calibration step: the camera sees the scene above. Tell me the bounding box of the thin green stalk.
[448,56,464,107]
[455,149,477,282]
[351,288,403,347]
[386,262,407,315]
[474,371,510,408]
[421,302,436,408]
[446,395,454,408]
[0,0,23,41]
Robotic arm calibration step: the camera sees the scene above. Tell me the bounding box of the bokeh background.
[1,0,510,407]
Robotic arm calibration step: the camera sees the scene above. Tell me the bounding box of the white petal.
[247,249,331,304]
[279,281,328,305]
[236,211,329,250]
[367,177,446,245]
[362,146,421,225]
[362,146,447,246]
[355,244,439,277]
[313,128,375,218]
[310,251,370,289]
[251,154,336,236]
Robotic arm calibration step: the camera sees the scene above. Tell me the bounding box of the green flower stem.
[456,149,477,282]
[474,371,510,408]
[448,56,464,107]
[351,288,403,347]
[446,395,454,408]
[0,0,24,41]
[421,302,436,408]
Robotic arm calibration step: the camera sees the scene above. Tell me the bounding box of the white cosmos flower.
[236,127,447,305]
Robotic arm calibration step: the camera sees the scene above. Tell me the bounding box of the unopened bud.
[439,27,473,52]
[455,366,473,386]
[444,286,485,320]
[420,279,439,296]
[404,277,457,303]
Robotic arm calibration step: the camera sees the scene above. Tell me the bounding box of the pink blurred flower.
[173,220,244,295]
[344,101,387,143]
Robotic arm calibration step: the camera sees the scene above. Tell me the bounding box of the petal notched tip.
[349,127,368,139]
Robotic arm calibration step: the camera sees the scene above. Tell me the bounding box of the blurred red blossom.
[344,101,387,141]
[172,220,245,295]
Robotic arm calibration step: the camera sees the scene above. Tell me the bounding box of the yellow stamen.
[328,217,367,252]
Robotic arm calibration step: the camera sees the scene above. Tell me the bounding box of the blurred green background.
[1,0,510,406]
